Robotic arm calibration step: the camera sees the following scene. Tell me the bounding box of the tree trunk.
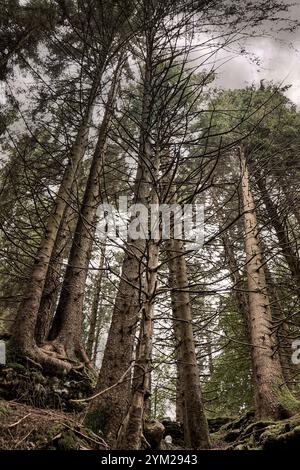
[175,363,185,424]
[85,29,156,443]
[167,240,189,442]
[116,235,159,449]
[92,294,105,364]
[10,68,103,370]
[167,238,211,449]
[86,243,106,359]
[35,194,79,345]
[48,63,122,363]
[240,145,299,420]
[262,254,296,391]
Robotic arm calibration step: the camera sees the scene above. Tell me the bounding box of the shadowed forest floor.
[0,400,108,450]
[1,398,300,450]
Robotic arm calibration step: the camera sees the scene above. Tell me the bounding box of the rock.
[144,420,165,449]
[216,411,300,450]
[0,363,94,410]
[221,411,255,432]
[260,420,300,450]
[223,429,240,443]
[208,417,232,433]
[161,420,184,446]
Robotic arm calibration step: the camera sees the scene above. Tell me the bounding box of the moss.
[212,410,300,450]
[47,424,64,440]
[210,430,224,440]
[261,424,300,450]
[83,366,97,388]
[277,386,300,418]
[31,371,46,383]
[0,401,10,416]
[84,410,109,435]
[5,362,26,371]
[56,431,78,450]
[241,420,274,440]
[235,444,248,450]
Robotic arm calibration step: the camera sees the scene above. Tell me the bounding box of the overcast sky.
[212,1,300,107]
[2,1,300,110]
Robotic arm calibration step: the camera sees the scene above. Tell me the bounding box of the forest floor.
[0,399,108,450]
[1,360,300,450]
[1,398,300,450]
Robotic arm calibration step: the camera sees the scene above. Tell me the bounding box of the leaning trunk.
[240,145,299,420]
[35,196,78,345]
[48,64,121,363]
[10,68,103,368]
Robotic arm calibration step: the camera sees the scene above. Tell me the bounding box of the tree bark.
[10,68,103,369]
[35,193,79,345]
[48,62,122,363]
[85,27,156,443]
[240,145,299,420]
[116,235,159,449]
[167,238,211,449]
[86,243,106,359]
[167,240,189,441]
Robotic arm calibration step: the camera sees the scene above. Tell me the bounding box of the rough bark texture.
[86,244,106,359]
[48,66,121,363]
[175,362,185,424]
[167,238,211,449]
[85,32,155,443]
[167,241,189,444]
[116,235,159,450]
[35,199,78,345]
[85,231,148,439]
[240,146,299,420]
[10,69,102,366]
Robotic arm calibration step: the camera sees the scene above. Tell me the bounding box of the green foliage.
[150,354,176,420]
[204,296,253,416]
[199,83,300,162]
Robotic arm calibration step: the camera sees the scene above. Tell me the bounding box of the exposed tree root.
[9,339,95,377]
